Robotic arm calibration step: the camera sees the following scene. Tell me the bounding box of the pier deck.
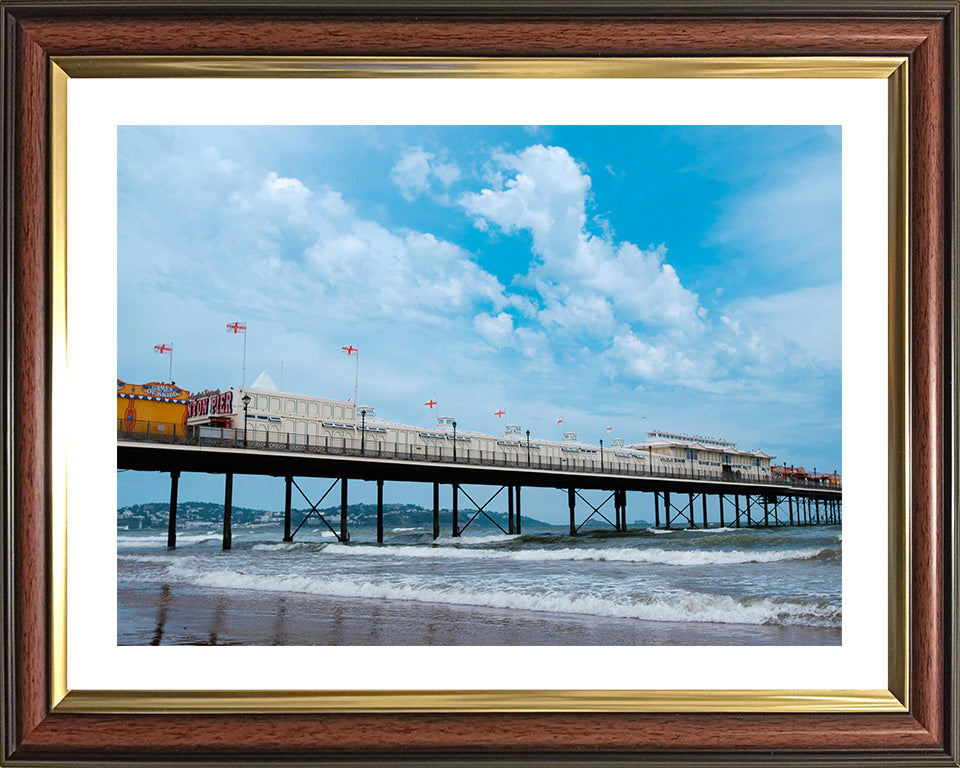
[118,427,841,548]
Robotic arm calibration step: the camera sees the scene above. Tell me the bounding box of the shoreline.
[119,581,841,646]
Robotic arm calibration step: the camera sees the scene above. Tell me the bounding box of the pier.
[119,422,842,549]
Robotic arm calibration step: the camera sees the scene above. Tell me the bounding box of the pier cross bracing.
[121,430,842,550]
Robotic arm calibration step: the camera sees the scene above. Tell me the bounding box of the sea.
[117,519,842,646]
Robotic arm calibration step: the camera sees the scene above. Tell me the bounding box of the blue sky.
[117,125,841,516]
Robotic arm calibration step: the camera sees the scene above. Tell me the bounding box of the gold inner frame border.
[49,55,909,714]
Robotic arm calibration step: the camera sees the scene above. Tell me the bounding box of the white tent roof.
[249,370,280,392]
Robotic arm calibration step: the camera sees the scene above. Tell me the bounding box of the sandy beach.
[119,582,841,646]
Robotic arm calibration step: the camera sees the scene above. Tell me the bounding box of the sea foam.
[181,568,841,627]
[318,543,834,566]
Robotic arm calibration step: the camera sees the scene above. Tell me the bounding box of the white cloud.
[607,331,704,384]
[389,148,461,202]
[263,171,311,200]
[706,147,841,281]
[460,144,706,339]
[474,311,515,347]
[457,143,842,401]
[721,283,842,366]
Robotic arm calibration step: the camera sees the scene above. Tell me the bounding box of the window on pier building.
[686,449,698,461]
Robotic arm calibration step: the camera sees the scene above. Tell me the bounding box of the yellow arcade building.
[117,379,191,436]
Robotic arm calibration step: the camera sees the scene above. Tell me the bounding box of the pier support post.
[788,495,794,526]
[167,470,180,549]
[621,490,627,531]
[508,484,515,534]
[702,493,708,529]
[654,491,661,528]
[376,479,384,544]
[746,495,753,526]
[283,476,292,542]
[664,491,671,529]
[340,478,349,543]
[516,486,522,534]
[763,495,770,527]
[433,482,440,540]
[568,488,577,536]
[222,472,233,551]
[688,493,696,528]
[734,495,741,528]
[452,483,460,537]
[718,494,725,528]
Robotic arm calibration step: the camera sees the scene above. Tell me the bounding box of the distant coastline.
[118,500,651,533]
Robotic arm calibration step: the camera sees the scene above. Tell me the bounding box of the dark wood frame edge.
[1,2,957,765]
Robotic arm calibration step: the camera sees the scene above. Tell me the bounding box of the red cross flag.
[342,345,358,355]
[153,343,172,354]
[424,399,437,409]
[494,410,506,418]
[226,321,246,334]
[557,417,563,425]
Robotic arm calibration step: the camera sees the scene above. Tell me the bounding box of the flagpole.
[242,328,247,388]
[354,351,359,407]
[168,348,173,383]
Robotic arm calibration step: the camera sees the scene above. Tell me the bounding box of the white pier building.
[186,370,773,480]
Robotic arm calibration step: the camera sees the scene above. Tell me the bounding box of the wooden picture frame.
[2,2,957,764]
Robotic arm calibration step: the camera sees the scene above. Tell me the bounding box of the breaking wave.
[177,568,840,628]
[318,543,835,566]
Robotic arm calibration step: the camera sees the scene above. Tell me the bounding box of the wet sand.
[118,582,841,646]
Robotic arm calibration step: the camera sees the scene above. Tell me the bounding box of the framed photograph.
[2,2,957,765]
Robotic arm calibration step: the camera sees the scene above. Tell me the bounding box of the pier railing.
[118,419,840,492]
[117,419,841,490]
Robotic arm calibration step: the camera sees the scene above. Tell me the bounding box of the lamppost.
[241,393,251,447]
[599,438,604,472]
[526,429,531,465]
[452,420,457,462]
[360,408,366,455]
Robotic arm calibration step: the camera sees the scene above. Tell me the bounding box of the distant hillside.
[117,500,553,531]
